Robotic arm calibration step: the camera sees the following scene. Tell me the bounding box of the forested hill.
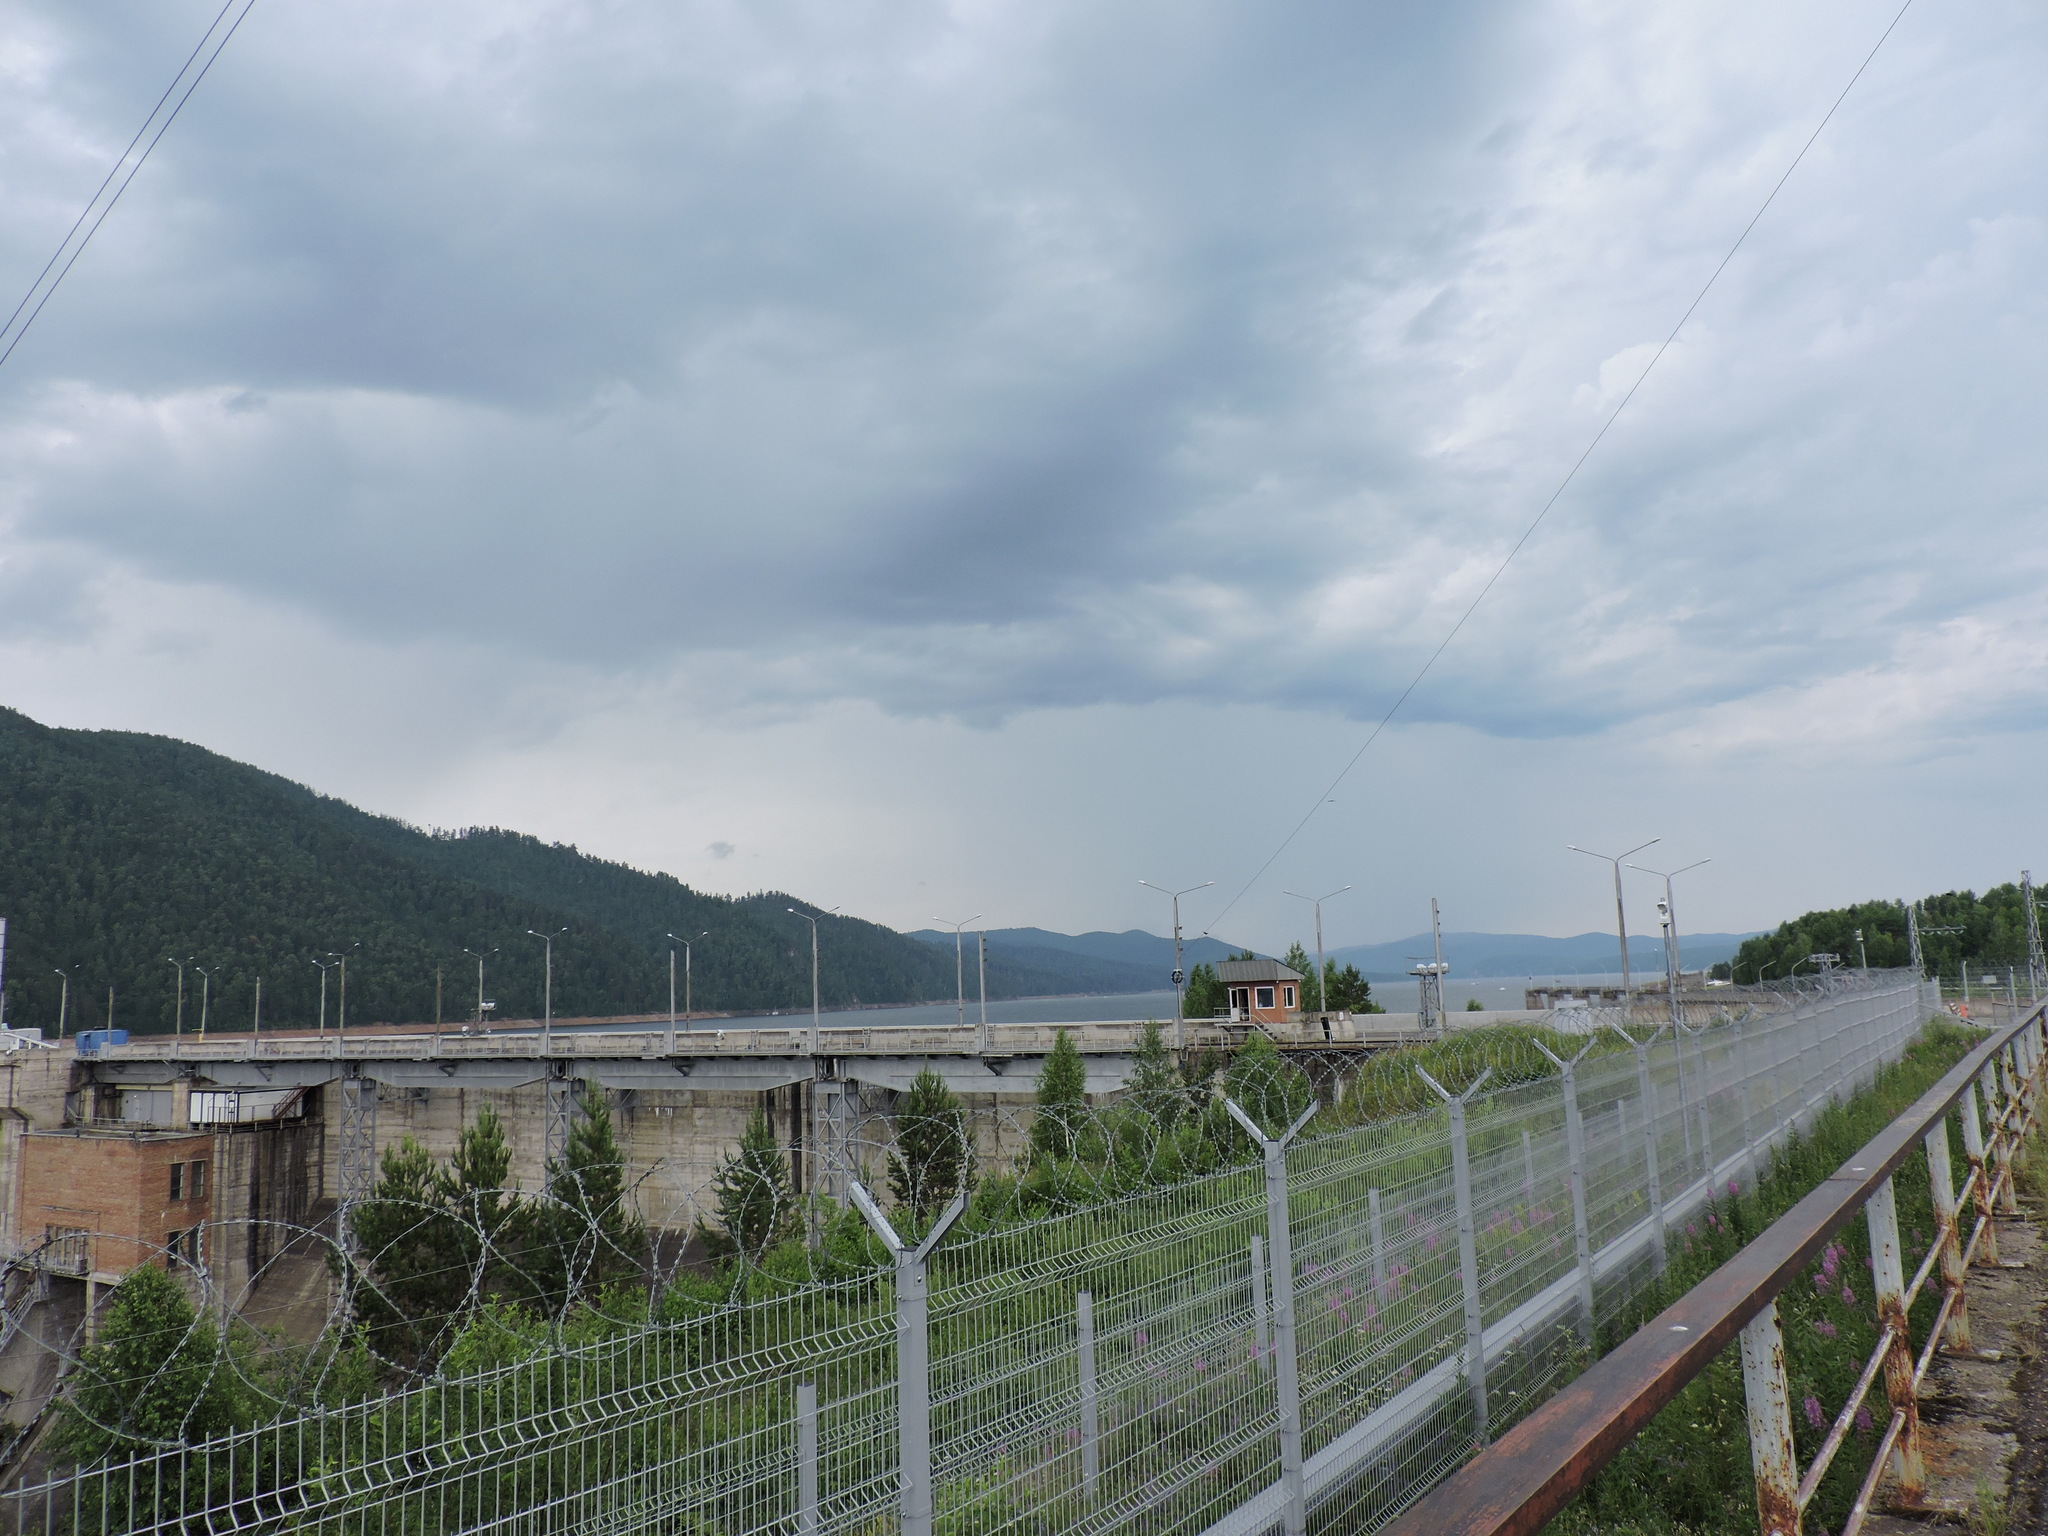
[1730,884,2041,984]
[0,708,1081,1035]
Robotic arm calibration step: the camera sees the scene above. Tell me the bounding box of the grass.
[1542,1020,1988,1536]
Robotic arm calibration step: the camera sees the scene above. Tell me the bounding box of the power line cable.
[1203,0,1920,935]
[0,0,263,373]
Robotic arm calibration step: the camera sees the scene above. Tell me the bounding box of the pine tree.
[346,1136,462,1362]
[887,1069,973,1223]
[1029,1029,1088,1163]
[450,1103,519,1295]
[1127,1018,1184,1126]
[704,1108,792,1263]
[1282,942,1313,994]
[537,1084,645,1306]
[1181,962,1222,1019]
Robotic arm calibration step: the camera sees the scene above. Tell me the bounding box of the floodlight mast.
[1568,840,1658,1002]
[1140,880,1212,1053]
[1283,886,1351,1014]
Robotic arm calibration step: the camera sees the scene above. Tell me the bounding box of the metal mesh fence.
[0,973,1937,1536]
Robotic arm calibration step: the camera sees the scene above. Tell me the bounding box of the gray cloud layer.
[4,0,2047,752]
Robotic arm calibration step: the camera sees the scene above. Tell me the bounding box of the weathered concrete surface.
[1864,1211,2044,1534]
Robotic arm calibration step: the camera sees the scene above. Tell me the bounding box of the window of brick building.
[169,1162,184,1201]
[190,1160,207,1200]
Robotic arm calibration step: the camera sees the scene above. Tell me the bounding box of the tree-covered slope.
[1729,883,2040,985]
[0,708,1077,1035]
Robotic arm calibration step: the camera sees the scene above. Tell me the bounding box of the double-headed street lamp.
[528,928,567,1053]
[1627,857,1709,1022]
[1140,880,1212,1053]
[934,914,982,1037]
[194,965,213,1041]
[327,943,360,1037]
[787,906,839,1056]
[666,931,708,1055]
[1568,841,1658,1002]
[1283,886,1352,1015]
[310,958,336,1036]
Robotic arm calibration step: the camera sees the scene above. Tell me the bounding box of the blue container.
[76,1029,129,1055]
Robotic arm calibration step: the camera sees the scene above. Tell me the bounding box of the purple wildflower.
[1855,1406,1873,1434]
[1803,1395,1825,1429]
[1841,1285,1856,1306]
[1728,1179,1739,1197]
[1813,1319,1837,1339]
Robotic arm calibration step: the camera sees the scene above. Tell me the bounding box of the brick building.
[1215,958,1304,1026]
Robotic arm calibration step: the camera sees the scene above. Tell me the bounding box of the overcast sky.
[2,0,2044,954]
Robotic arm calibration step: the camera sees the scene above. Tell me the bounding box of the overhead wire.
[1202,0,1921,935]
[0,0,263,373]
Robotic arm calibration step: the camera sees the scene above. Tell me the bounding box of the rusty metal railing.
[1382,1001,2044,1536]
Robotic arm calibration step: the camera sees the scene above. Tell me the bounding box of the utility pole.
[194,965,212,1041]
[1140,880,1212,1053]
[1570,840,1658,1003]
[1284,886,1351,1014]
[1431,899,1449,1031]
[435,966,443,1029]
[664,932,707,1054]
[2023,871,2046,1000]
[252,976,261,1042]
[53,969,70,1040]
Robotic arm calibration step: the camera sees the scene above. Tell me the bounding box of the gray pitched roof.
[1215,958,1302,984]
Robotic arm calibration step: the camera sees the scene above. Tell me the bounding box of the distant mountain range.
[905,927,1245,995]
[1327,930,1762,980]
[0,709,1128,1034]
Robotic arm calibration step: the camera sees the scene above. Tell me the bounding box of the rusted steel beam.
[1378,1007,2042,1536]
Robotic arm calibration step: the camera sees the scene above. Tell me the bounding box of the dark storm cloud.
[3,0,2047,743]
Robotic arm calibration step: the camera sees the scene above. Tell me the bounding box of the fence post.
[1077,1291,1099,1502]
[1534,1041,1597,1344]
[1864,1175,1926,1502]
[1692,1028,1715,1178]
[1418,1066,1494,1443]
[1923,1118,1975,1354]
[848,1181,966,1536]
[1521,1130,1536,1200]
[1250,1234,1272,1373]
[1960,1081,2002,1266]
[797,1381,819,1536]
[1737,1301,1801,1536]
[1367,1187,1387,1298]
[1223,1098,1318,1536]
[1986,1057,2020,1216]
[1670,1025,1695,1169]
[1613,1028,1667,1276]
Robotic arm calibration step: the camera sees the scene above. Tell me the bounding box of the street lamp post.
[194,965,212,1041]
[528,929,567,1053]
[788,907,838,1056]
[1627,858,1709,1025]
[166,956,190,1042]
[463,948,497,1033]
[1568,841,1658,1003]
[665,931,708,1055]
[934,915,983,1038]
[52,968,70,1040]
[310,959,335,1037]
[977,930,989,1056]
[1284,886,1352,1015]
[327,944,360,1038]
[1140,881,1213,1054]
